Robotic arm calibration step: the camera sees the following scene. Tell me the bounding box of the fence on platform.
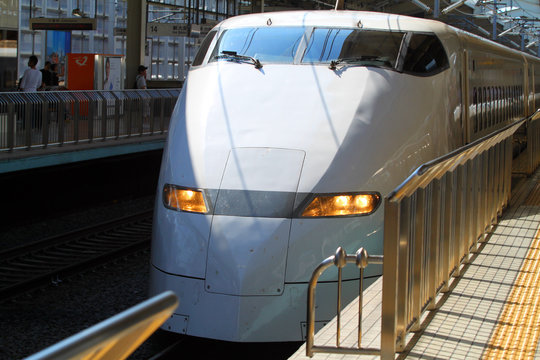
[0,89,180,152]
[306,110,540,359]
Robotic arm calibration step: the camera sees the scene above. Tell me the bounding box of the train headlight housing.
[163,184,209,214]
[301,192,381,217]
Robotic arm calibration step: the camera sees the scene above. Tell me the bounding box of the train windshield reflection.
[204,27,448,75]
[209,27,305,64]
[302,28,404,68]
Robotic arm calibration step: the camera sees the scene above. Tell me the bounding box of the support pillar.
[126,0,147,89]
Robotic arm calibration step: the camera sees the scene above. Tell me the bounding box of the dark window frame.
[192,30,218,67]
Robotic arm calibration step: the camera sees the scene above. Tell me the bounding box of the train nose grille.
[205,148,305,296]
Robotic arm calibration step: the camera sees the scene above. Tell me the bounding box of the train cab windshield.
[200,26,449,76]
[303,28,403,69]
[208,27,305,63]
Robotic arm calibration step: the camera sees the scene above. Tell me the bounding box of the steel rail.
[0,211,153,301]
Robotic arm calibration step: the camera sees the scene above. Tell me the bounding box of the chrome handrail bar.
[25,291,178,360]
[306,247,383,357]
[0,89,180,153]
[390,111,539,201]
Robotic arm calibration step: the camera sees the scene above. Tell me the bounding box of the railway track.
[0,211,153,301]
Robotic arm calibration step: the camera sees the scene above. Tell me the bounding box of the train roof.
[217,10,452,34]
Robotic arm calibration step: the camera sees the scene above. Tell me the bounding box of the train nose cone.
[205,148,305,296]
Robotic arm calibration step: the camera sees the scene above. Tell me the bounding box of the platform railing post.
[7,102,14,151]
[381,199,400,359]
[427,179,441,310]
[42,98,49,148]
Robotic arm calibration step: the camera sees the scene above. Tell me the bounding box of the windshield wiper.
[216,50,263,69]
[329,56,392,70]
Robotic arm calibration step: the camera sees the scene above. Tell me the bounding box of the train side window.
[473,87,478,132]
[509,86,513,119]
[505,86,509,120]
[494,87,498,125]
[493,87,497,125]
[499,86,503,124]
[517,86,520,116]
[513,86,517,118]
[193,30,217,67]
[516,86,520,116]
[488,86,492,127]
[480,86,487,130]
[503,86,506,121]
[520,86,524,114]
[479,87,483,130]
[402,34,449,76]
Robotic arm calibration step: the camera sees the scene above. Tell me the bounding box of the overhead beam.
[441,0,467,15]
[409,0,431,13]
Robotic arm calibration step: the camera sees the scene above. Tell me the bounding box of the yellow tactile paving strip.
[482,227,540,359]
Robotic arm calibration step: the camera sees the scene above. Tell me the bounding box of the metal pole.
[492,0,497,40]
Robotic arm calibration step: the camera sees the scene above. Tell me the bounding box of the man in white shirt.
[20,55,43,91]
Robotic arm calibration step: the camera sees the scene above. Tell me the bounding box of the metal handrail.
[381,110,540,359]
[305,110,540,359]
[0,89,180,153]
[25,291,178,360]
[306,247,383,357]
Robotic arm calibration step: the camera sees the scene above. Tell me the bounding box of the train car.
[149,10,540,342]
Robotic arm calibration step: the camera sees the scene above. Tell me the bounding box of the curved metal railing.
[306,247,383,357]
[25,291,178,360]
[306,110,540,359]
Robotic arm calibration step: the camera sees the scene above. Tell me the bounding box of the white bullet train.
[149,10,540,342]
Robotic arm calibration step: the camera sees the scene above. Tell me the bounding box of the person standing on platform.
[19,55,43,130]
[40,61,52,89]
[20,55,42,92]
[136,65,147,89]
[50,63,59,87]
[136,65,149,129]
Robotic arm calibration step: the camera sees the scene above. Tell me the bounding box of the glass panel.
[303,28,404,68]
[209,27,306,64]
[402,33,448,75]
[193,30,217,66]
[0,0,19,29]
[0,29,18,90]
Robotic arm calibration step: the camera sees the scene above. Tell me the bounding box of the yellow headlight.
[163,184,209,214]
[301,193,380,217]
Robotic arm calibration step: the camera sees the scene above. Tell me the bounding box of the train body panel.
[150,10,539,342]
[181,63,453,193]
[150,265,362,341]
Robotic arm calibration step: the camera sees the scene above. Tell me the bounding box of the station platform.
[0,134,166,174]
[290,169,540,359]
[0,88,179,174]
